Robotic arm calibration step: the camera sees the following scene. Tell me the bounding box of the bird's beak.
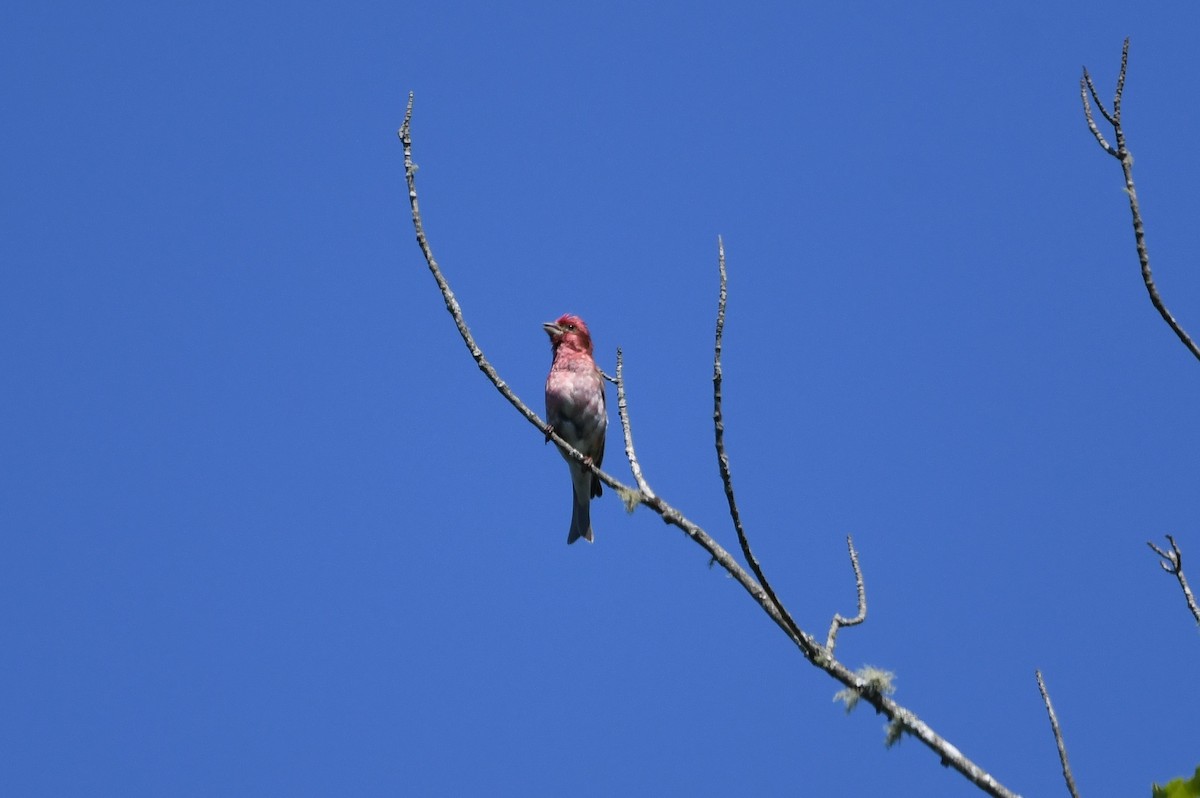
[542,321,562,336]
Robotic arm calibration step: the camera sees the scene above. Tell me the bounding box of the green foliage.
[1153,766,1200,798]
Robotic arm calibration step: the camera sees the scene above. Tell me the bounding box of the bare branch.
[1079,74,1117,158]
[1112,37,1129,123]
[1035,671,1081,798]
[1079,40,1200,362]
[1083,66,1117,129]
[711,236,807,643]
[401,99,1022,798]
[825,535,867,653]
[1147,535,1200,626]
[614,348,654,502]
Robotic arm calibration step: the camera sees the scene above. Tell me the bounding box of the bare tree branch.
[1113,38,1128,122]
[1079,75,1117,158]
[613,349,653,503]
[1086,71,1117,128]
[1147,535,1200,626]
[399,94,1022,798]
[1080,38,1200,362]
[1035,671,1081,798]
[711,236,806,643]
[826,535,867,653]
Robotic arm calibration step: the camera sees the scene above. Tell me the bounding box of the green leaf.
[1152,766,1200,798]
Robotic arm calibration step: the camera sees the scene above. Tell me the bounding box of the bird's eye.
[565,323,575,331]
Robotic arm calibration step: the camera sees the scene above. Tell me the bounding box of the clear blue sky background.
[3,2,1198,796]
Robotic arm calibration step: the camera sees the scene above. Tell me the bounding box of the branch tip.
[1035,670,1081,798]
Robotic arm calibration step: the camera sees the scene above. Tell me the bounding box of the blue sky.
[3,2,1199,796]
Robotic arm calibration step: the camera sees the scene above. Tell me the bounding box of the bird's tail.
[567,477,594,544]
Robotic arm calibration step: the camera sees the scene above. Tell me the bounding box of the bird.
[543,314,608,544]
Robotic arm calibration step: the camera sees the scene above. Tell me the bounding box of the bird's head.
[543,313,594,355]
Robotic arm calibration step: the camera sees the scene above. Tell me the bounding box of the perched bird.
[544,314,608,544]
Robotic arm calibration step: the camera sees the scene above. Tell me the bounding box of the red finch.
[543,314,607,544]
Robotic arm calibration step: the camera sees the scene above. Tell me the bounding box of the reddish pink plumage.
[544,314,607,544]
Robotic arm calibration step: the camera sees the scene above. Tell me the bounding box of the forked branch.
[399,93,1020,798]
[1147,535,1200,626]
[1080,38,1200,362]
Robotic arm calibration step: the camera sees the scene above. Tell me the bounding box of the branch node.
[1147,535,1200,624]
[616,485,643,512]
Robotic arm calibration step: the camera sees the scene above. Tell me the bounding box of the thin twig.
[1147,535,1200,625]
[1084,67,1117,129]
[1113,38,1128,123]
[1079,74,1117,158]
[1035,671,1081,798]
[1080,39,1200,362]
[826,536,867,653]
[400,97,1021,798]
[711,236,808,646]
[614,348,654,500]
